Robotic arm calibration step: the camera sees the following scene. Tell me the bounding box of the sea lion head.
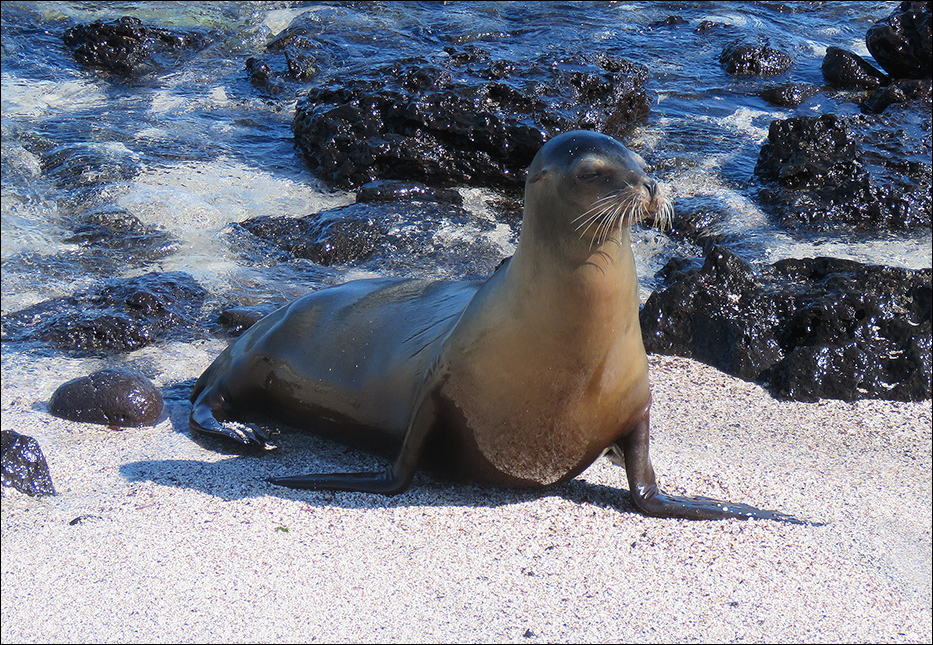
[523,130,672,250]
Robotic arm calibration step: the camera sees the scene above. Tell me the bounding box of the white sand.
[2,342,931,643]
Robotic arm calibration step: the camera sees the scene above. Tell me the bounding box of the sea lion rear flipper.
[267,388,439,495]
[609,411,809,524]
[189,388,270,447]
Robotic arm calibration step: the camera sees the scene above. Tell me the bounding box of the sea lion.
[190,130,795,522]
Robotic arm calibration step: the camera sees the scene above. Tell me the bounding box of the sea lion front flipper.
[266,388,439,496]
[608,410,806,524]
[189,388,270,447]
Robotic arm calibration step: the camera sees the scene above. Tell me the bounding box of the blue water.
[2,0,931,325]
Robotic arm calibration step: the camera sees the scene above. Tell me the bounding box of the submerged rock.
[640,247,932,402]
[49,368,164,427]
[239,199,509,279]
[63,208,178,266]
[1,431,55,497]
[292,48,649,189]
[246,25,318,94]
[0,272,209,352]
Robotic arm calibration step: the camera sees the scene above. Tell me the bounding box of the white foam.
[0,75,107,118]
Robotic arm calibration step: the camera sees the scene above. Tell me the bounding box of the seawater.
[2,0,931,324]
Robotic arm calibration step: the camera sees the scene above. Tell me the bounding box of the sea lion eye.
[576,165,610,182]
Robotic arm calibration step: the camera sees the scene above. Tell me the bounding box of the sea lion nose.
[644,179,659,200]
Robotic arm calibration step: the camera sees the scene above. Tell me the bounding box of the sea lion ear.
[528,169,547,184]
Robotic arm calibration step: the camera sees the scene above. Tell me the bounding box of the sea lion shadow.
[120,434,640,513]
[134,389,642,511]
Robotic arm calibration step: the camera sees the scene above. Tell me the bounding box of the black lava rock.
[862,77,933,113]
[216,305,280,337]
[821,46,888,89]
[238,199,507,279]
[640,246,932,402]
[719,41,793,76]
[292,49,649,189]
[63,208,178,265]
[49,368,164,427]
[246,25,318,94]
[355,181,463,205]
[62,16,210,77]
[1,431,55,497]
[755,113,931,230]
[758,83,821,107]
[1,272,208,352]
[865,1,932,80]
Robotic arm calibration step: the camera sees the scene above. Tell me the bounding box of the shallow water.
[2,1,931,334]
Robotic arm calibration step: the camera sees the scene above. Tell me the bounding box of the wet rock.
[665,196,729,250]
[862,77,932,113]
[40,141,139,188]
[865,1,932,80]
[49,368,163,427]
[821,46,888,89]
[239,199,508,279]
[695,21,730,33]
[648,16,687,29]
[640,246,932,402]
[292,49,649,189]
[1,431,55,497]
[719,41,793,76]
[62,16,211,77]
[246,26,318,94]
[240,212,384,266]
[356,181,462,205]
[754,113,931,230]
[758,83,821,107]
[63,208,178,265]
[216,305,280,336]
[1,272,209,352]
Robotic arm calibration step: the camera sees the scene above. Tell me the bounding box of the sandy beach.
[2,340,930,643]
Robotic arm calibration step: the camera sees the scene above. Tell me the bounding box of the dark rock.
[696,21,730,33]
[648,16,687,29]
[755,113,931,230]
[719,41,793,76]
[62,16,210,77]
[640,247,932,402]
[245,28,318,93]
[216,305,280,336]
[1,272,208,352]
[49,368,163,427]
[292,49,650,189]
[1,431,55,497]
[239,199,507,279]
[758,83,821,107]
[821,46,888,89]
[862,77,932,113]
[356,181,462,205]
[240,212,384,266]
[40,141,139,188]
[665,196,729,250]
[865,1,932,79]
[63,208,178,265]
[245,57,284,94]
